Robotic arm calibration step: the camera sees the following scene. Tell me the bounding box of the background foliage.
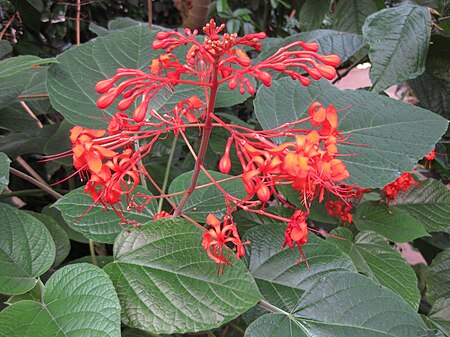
[0,0,449,336]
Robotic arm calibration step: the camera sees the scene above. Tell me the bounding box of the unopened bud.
[95,78,115,94]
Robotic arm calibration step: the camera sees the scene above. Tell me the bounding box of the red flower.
[383,172,419,202]
[201,214,248,274]
[282,210,309,264]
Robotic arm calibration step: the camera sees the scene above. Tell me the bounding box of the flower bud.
[256,184,271,203]
[96,91,116,109]
[133,102,147,122]
[95,78,115,94]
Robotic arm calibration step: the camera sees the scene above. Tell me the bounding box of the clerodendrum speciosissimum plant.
[64,19,358,272]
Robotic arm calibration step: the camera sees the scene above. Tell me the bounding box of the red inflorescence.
[383,172,419,202]
[61,19,355,269]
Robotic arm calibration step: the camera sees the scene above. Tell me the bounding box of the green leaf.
[254,78,448,188]
[27,211,70,268]
[390,179,450,233]
[328,228,420,308]
[42,206,89,244]
[244,224,356,311]
[298,0,329,31]
[409,72,450,120]
[7,280,43,304]
[52,186,158,243]
[0,40,13,58]
[0,152,10,194]
[47,25,251,128]
[332,0,378,34]
[355,201,429,242]
[104,218,261,334]
[0,203,55,295]
[363,5,431,92]
[0,263,121,337]
[425,249,450,305]
[44,120,73,166]
[169,170,247,222]
[425,298,450,337]
[0,55,57,79]
[245,274,430,337]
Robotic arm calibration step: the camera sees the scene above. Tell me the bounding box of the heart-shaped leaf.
[243,224,356,311]
[0,203,55,295]
[104,218,261,334]
[0,263,121,337]
[245,272,430,337]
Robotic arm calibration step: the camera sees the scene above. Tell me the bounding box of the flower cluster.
[382,172,419,202]
[218,102,352,210]
[61,19,356,269]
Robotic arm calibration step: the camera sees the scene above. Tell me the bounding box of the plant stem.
[173,61,219,217]
[89,239,98,266]
[76,0,81,46]
[148,0,152,29]
[258,299,289,315]
[158,135,177,213]
[0,189,47,198]
[135,139,148,189]
[229,323,245,334]
[10,168,63,199]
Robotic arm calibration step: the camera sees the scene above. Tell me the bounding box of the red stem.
[173,60,219,217]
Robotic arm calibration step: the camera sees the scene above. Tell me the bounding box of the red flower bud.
[117,96,135,111]
[219,153,231,174]
[95,78,115,94]
[96,91,116,109]
[133,102,147,122]
[256,184,271,203]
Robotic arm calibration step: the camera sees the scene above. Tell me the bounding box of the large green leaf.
[332,0,378,34]
[0,203,55,295]
[243,224,356,311]
[391,179,450,233]
[169,170,247,222]
[355,201,429,242]
[0,152,10,194]
[0,263,121,337]
[104,218,261,334]
[328,228,420,308]
[47,25,251,128]
[298,0,329,31]
[425,249,450,305]
[254,78,448,188]
[363,5,431,93]
[27,211,70,268]
[52,186,158,243]
[245,272,431,337]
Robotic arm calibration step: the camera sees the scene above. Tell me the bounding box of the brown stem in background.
[148,0,153,29]
[0,11,17,40]
[20,101,43,128]
[76,0,81,45]
[10,168,63,199]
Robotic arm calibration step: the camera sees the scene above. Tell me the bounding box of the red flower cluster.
[326,201,353,223]
[61,19,355,269]
[218,102,352,210]
[383,172,418,202]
